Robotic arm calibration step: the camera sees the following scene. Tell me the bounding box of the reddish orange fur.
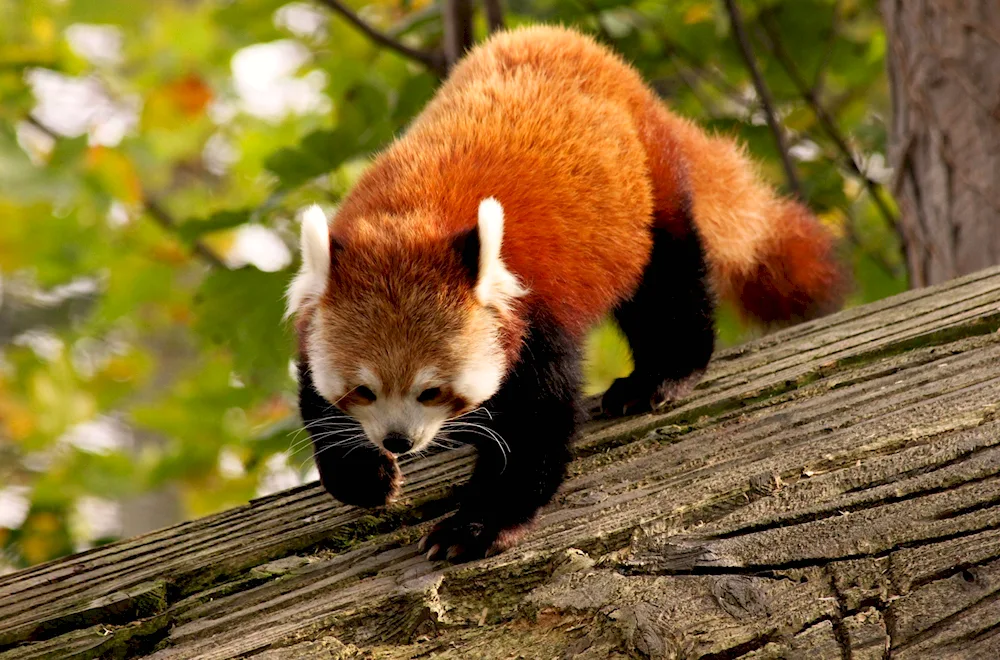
[328,26,843,345]
[733,200,845,321]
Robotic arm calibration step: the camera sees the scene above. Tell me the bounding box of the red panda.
[287,25,844,562]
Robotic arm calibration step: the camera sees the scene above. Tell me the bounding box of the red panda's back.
[336,26,659,337]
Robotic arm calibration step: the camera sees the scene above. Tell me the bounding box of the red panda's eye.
[355,385,377,402]
[417,387,442,404]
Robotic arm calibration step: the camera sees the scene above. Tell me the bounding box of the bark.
[483,0,504,34]
[882,0,1000,287]
[4,266,1000,658]
[442,0,474,70]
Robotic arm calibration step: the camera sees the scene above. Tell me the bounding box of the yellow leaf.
[149,240,189,265]
[684,4,714,24]
[818,210,848,239]
[85,147,142,204]
[31,512,61,534]
[31,16,55,45]
[143,74,212,129]
[0,398,36,441]
[22,533,56,565]
[102,356,140,383]
[169,303,194,325]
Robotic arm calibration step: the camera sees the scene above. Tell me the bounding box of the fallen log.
[3,266,1000,659]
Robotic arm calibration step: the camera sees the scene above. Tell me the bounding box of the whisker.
[300,433,370,470]
[288,416,363,453]
[307,429,365,445]
[440,421,511,454]
[439,422,509,472]
[451,406,494,422]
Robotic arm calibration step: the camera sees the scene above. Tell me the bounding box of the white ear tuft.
[285,205,331,319]
[475,198,527,312]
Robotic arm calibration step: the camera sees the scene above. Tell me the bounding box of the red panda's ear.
[451,225,480,283]
[329,235,344,262]
[285,205,333,319]
[473,198,528,311]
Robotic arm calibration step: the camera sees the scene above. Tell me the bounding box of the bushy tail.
[661,113,847,323]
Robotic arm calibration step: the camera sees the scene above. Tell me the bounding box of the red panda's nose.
[383,432,413,455]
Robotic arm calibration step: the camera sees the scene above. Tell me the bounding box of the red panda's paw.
[419,515,532,563]
[315,448,403,509]
[600,370,704,418]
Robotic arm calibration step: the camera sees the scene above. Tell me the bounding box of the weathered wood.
[4,266,1000,659]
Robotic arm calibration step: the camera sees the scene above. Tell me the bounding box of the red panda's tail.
[729,199,846,322]
[654,110,847,324]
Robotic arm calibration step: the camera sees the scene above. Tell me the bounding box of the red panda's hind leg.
[601,219,715,417]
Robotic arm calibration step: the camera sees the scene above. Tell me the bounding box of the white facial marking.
[356,364,381,392]
[305,323,345,402]
[307,353,345,403]
[285,204,332,319]
[475,198,528,313]
[412,367,440,393]
[342,365,451,454]
[455,349,505,405]
[352,394,449,454]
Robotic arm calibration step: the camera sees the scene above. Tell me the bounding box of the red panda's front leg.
[298,361,403,508]
[420,312,583,562]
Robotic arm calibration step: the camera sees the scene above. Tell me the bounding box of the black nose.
[383,432,413,455]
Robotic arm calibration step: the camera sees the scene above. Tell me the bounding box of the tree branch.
[386,3,441,40]
[756,14,900,229]
[314,0,446,74]
[25,115,226,270]
[483,0,504,34]
[442,0,474,70]
[144,197,227,269]
[0,276,101,343]
[811,0,841,98]
[627,10,754,113]
[722,0,803,199]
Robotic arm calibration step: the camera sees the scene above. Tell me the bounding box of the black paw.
[418,515,530,563]
[600,370,703,418]
[314,446,402,508]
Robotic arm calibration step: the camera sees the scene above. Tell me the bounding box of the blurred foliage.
[0,0,905,569]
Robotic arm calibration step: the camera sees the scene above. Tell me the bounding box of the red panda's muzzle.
[382,431,414,455]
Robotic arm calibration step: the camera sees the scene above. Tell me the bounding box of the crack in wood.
[709,461,1000,542]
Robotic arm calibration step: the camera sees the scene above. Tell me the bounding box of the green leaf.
[265,84,392,190]
[193,267,293,385]
[176,209,251,243]
[48,135,88,169]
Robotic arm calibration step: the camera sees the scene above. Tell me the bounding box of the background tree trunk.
[882,0,1000,288]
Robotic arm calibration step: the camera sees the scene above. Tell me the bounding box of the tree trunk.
[882,0,1000,288]
[442,0,474,70]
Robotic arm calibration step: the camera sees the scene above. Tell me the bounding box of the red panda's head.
[286,199,526,455]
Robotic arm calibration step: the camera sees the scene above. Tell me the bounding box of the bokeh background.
[0,0,909,571]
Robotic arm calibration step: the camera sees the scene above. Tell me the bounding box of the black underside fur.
[601,218,716,416]
[419,308,584,560]
[299,211,715,562]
